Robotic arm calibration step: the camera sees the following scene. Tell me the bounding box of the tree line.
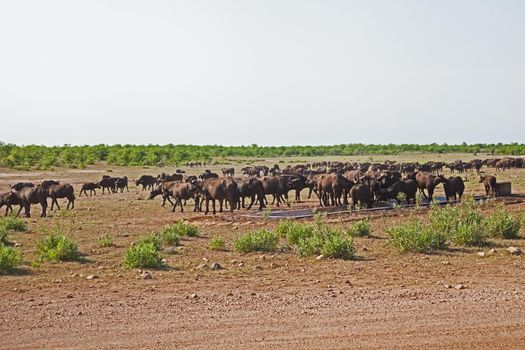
[0,142,524,170]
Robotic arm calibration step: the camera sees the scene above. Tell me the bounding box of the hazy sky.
[1,0,524,146]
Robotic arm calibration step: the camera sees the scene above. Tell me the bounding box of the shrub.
[320,234,355,260]
[346,219,370,237]
[429,201,488,246]
[159,226,181,246]
[35,234,80,262]
[275,220,315,245]
[123,241,164,269]
[0,246,22,272]
[167,220,198,237]
[0,216,27,232]
[138,234,162,250]
[0,227,9,246]
[208,237,226,251]
[98,234,114,247]
[387,217,447,253]
[234,230,279,253]
[486,208,521,239]
[277,220,356,259]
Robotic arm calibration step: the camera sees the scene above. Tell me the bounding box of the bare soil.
[1,157,525,349]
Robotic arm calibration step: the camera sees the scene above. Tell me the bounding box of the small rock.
[164,247,175,254]
[507,247,522,256]
[316,255,325,260]
[487,248,496,256]
[444,284,452,289]
[454,284,466,290]
[86,275,98,280]
[190,293,198,299]
[442,261,450,265]
[197,263,209,269]
[140,271,152,280]
[477,252,486,257]
[14,242,22,247]
[238,262,244,267]
[161,258,167,264]
[211,262,222,270]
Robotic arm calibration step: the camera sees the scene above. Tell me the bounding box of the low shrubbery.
[98,233,114,247]
[0,216,27,232]
[123,241,163,269]
[208,237,226,251]
[35,234,80,262]
[234,230,279,253]
[0,246,22,273]
[346,219,371,237]
[485,207,521,239]
[388,199,521,253]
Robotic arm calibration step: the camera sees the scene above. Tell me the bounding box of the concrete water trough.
[243,195,491,220]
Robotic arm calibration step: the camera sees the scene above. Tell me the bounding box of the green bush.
[0,227,9,246]
[429,200,488,246]
[346,219,371,237]
[276,219,356,259]
[320,234,356,260]
[208,237,226,251]
[486,208,521,239]
[234,230,279,253]
[0,216,27,232]
[159,226,181,246]
[0,246,22,272]
[138,234,162,250]
[123,241,164,269]
[387,217,448,253]
[35,234,80,262]
[98,234,114,247]
[166,220,198,237]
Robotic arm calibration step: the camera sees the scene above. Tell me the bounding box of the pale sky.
[0,0,524,146]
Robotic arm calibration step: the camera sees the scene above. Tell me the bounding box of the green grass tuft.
[486,208,521,239]
[234,230,279,253]
[123,241,164,269]
[35,234,80,262]
[0,246,22,273]
[208,236,226,251]
[98,234,115,247]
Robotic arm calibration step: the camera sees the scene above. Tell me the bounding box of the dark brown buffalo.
[414,172,448,200]
[115,176,129,192]
[163,182,200,212]
[316,173,354,207]
[350,184,373,209]
[199,172,219,181]
[201,177,238,214]
[260,176,289,207]
[135,175,157,191]
[79,182,100,196]
[148,181,179,207]
[43,182,75,210]
[443,176,466,201]
[98,176,118,193]
[233,177,265,210]
[378,180,418,203]
[0,192,20,216]
[11,186,48,217]
[479,175,497,196]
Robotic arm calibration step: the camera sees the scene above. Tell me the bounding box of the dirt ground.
[1,154,525,349]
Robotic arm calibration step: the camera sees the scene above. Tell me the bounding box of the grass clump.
[122,241,163,269]
[35,234,80,262]
[387,217,447,253]
[0,246,22,273]
[0,227,9,246]
[429,200,488,246]
[167,220,198,237]
[234,230,279,253]
[208,236,226,251]
[0,216,27,232]
[98,233,114,247]
[346,219,370,237]
[486,208,521,239]
[159,225,181,246]
[276,219,356,259]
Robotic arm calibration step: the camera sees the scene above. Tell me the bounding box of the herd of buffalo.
[0,156,520,217]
